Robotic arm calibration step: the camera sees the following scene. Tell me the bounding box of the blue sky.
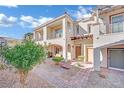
[0,5,95,39]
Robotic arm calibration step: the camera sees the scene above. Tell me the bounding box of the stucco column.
[62,45,67,60]
[84,44,86,62]
[62,18,67,39]
[62,18,67,60]
[43,26,47,41]
[33,32,35,41]
[71,44,75,60]
[93,48,101,71]
[38,32,41,40]
[92,23,101,71]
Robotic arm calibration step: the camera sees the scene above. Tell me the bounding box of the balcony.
[99,21,124,35]
[93,21,124,48]
[47,29,63,40]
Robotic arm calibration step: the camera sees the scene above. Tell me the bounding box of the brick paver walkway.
[1,58,124,88]
[33,62,92,88]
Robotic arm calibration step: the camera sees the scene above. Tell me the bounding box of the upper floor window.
[68,23,72,32]
[55,29,62,38]
[87,24,91,33]
[111,14,124,33]
[76,25,79,34]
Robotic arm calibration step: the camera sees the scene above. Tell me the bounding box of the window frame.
[111,13,124,33]
[87,24,91,33]
[76,25,79,34]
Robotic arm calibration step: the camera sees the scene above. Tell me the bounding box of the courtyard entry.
[75,45,81,58]
[48,44,63,58]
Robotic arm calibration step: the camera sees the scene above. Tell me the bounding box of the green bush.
[78,55,85,62]
[52,56,64,65]
[0,63,7,70]
[3,41,46,85]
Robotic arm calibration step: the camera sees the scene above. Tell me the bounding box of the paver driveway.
[33,62,124,88]
[33,62,92,88]
[0,60,124,88]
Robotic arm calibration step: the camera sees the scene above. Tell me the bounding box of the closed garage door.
[109,49,124,69]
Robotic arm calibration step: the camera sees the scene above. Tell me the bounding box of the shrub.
[52,56,64,65]
[78,55,85,62]
[3,41,46,85]
[0,63,7,70]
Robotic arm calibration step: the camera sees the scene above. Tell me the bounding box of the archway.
[48,44,63,58]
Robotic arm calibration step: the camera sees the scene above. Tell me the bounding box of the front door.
[76,46,81,58]
[87,47,93,63]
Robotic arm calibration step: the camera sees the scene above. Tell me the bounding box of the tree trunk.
[19,70,28,87]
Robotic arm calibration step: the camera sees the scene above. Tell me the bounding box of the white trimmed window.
[76,25,79,34]
[87,24,91,33]
[111,14,124,33]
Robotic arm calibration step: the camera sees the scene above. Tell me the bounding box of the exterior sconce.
[96,37,99,39]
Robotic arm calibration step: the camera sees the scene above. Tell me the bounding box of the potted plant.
[52,55,64,65]
[77,55,85,67]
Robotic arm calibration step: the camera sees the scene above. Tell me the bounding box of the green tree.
[24,32,33,41]
[3,41,46,85]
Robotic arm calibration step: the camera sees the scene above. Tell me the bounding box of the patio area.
[0,59,124,88]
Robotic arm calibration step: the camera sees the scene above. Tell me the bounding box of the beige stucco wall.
[100,48,107,67]
[71,38,93,60]
[93,6,124,71]
[74,17,96,35]
[34,14,95,61]
[93,7,124,48]
[34,15,74,60]
[69,17,95,60]
[99,7,124,33]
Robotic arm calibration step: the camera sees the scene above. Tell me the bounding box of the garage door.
[109,49,124,69]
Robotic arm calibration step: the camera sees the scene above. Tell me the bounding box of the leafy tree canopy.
[3,41,46,72]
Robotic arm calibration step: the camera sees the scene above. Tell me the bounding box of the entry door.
[87,47,93,63]
[109,49,124,69]
[76,46,81,58]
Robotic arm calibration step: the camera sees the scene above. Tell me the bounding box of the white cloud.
[82,14,92,18]
[20,15,53,28]
[68,6,92,19]
[0,13,17,27]
[0,5,18,8]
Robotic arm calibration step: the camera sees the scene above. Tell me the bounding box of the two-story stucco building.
[93,5,124,71]
[33,5,124,71]
[33,13,95,64]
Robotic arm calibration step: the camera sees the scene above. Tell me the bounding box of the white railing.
[35,32,43,41]
[99,24,107,35]
[47,30,63,40]
[98,22,124,35]
[109,22,124,34]
[35,37,43,41]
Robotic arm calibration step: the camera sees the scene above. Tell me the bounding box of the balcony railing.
[47,30,63,40]
[35,37,43,41]
[98,21,124,35]
[110,22,124,33]
[35,35,43,41]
